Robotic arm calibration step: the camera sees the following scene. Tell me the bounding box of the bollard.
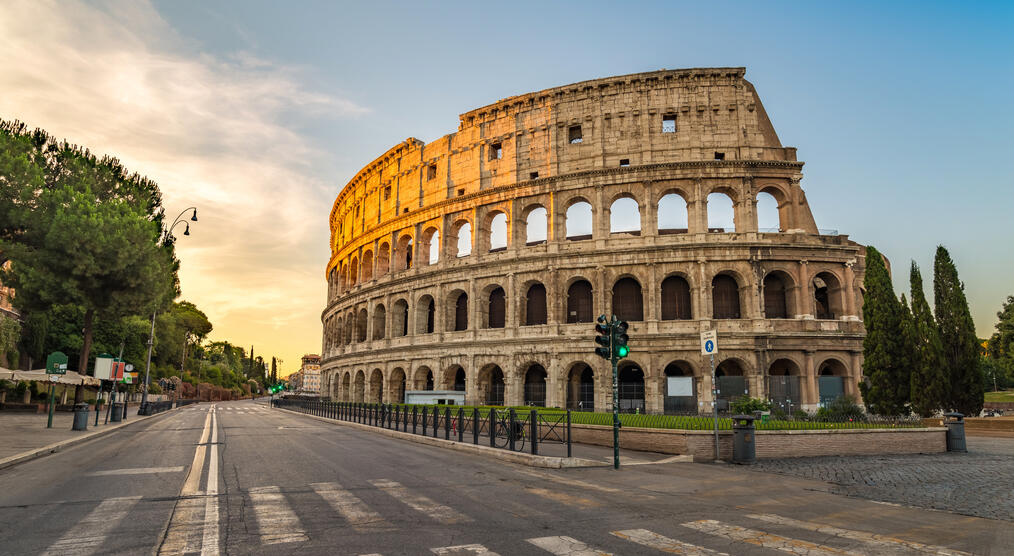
[444,408,451,440]
[489,408,497,447]
[457,408,464,443]
[421,406,427,434]
[530,409,538,455]
[121,402,128,421]
[412,406,418,434]
[72,402,90,431]
[566,410,572,458]
[944,412,967,453]
[732,414,756,464]
[434,407,440,438]
[110,402,124,422]
[472,408,480,445]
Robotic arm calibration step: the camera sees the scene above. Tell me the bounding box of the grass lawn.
[985,390,1014,402]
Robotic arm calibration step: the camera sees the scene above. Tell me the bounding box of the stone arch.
[415,293,436,334]
[372,304,386,340]
[377,242,391,276]
[609,195,641,235]
[612,276,644,321]
[388,367,407,403]
[349,256,359,287]
[485,211,508,252]
[396,233,413,271]
[566,278,594,323]
[706,191,736,232]
[392,298,409,337]
[420,226,440,265]
[335,316,344,347]
[566,362,595,411]
[483,284,506,329]
[344,311,354,344]
[446,289,468,331]
[712,272,742,319]
[339,263,348,292]
[328,267,337,298]
[565,199,593,240]
[660,274,692,320]
[816,357,849,406]
[448,219,472,257]
[657,191,689,234]
[413,365,434,391]
[523,281,548,326]
[356,308,368,342]
[523,363,548,406]
[662,360,697,413]
[524,204,548,245]
[361,249,374,282]
[813,270,845,320]
[768,357,803,413]
[354,370,366,402]
[618,361,646,413]
[763,270,796,319]
[478,364,505,405]
[368,368,383,403]
[756,188,783,232]
[442,364,466,392]
[341,371,351,401]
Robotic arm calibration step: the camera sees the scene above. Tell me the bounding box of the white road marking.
[248,486,309,545]
[746,514,972,556]
[201,407,220,555]
[611,529,727,555]
[42,496,142,556]
[681,520,856,555]
[431,544,500,555]
[369,479,472,524]
[311,482,390,531]
[89,466,184,476]
[526,536,612,555]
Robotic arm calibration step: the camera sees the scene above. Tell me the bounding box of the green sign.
[46,351,68,375]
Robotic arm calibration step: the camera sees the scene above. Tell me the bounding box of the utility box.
[404,390,465,406]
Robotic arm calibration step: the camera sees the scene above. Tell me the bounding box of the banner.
[666,376,694,397]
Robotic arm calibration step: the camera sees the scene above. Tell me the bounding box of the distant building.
[288,369,303,392]
[297,354,321,395]
[0,260,19,322]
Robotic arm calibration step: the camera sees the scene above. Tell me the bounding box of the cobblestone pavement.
[746,436,1014,522]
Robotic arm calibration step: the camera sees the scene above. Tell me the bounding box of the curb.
[275,406,608,469]
[0,405,189,471]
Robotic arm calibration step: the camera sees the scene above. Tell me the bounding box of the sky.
[1,1,1011,376]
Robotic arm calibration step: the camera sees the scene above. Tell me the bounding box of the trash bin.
[732,414,756,464]
[110,402,123,422]
[72,402,89,431]
[943,412,966,453]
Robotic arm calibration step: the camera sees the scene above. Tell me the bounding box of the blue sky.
[3,1,1011,370]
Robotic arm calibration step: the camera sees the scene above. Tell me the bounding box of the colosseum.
[320,67,867,415]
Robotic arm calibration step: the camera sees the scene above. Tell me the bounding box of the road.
[0,398,1009,555]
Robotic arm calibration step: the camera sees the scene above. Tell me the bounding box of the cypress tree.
[909,262,947,416]
[859,246,909,415]
[898,294,914,405]
[933,246,984,415]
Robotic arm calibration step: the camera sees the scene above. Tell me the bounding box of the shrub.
[815,395,866,421]
[730,397,772,414]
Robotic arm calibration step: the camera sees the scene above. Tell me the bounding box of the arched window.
[377,242,390,276]
[396,235,413,270]
[565,201,593,240]
[392,299,409,337]
[456,223,472,257]
[416,295,435,334]
[618,363,645,413]
[489,213,507,252]
[712,274,741,319]
[524,364,547,407]
[420,227,440,265]
[813,272,843,320]
[454,292,468,331]
[481,366,505,406]
[356,308,368,342]
[488,287,505,328]
[525,283,547,325]
[763,273,789,319]
[526,206,547,245]
[660,275,692,320]
[361,250,373,282]
[657,193,689,234]
[349,257,359,287]
[453,367,466,392]
[372,304,386,340]
[566,363,595,411]
[612,277,643,321]
[567,280,593,323]
[609,197,640,235]
[707,192,735,232]
[757,191,780,232]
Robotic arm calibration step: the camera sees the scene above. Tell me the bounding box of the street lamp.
[139,206,198,414]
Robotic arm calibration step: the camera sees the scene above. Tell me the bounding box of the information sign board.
[700,330,718,355]
[45,351,68,375]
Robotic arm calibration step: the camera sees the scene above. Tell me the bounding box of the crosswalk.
[39,478,973,556]
[185,406,270,414]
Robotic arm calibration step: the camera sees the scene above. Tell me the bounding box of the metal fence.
[272,399,572,456]
[138,400,174,416]
[176,399,199,408]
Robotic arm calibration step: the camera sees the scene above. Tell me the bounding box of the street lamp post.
[139,207,198,414]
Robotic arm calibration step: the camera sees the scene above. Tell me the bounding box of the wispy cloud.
[0,0,360,369]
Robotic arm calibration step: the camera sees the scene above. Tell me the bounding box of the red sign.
[111,361,125,380]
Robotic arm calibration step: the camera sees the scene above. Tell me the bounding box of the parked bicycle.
[493,409,526,452]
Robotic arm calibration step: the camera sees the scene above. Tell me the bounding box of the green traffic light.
[617,345,629,357]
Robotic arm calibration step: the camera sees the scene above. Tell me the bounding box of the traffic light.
[613,320,629,359]
[594,315,611,360]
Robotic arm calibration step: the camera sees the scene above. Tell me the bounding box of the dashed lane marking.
[526,535,612,556]
[611,529,727,555]
[248,486,309,545]
[310,481,392,532]
[369,479,472,525]
[89,466,184,476]
[681,520,856,556]
[745,514,973,556]
[42,496,142,556]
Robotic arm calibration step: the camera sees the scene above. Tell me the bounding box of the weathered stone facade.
[320,68,867,414]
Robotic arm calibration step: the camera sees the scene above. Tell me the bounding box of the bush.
[814,395,866,421]
[730,397,772,414]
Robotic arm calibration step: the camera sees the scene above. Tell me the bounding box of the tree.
[909,262,948,416]
[858,246,909,415]
[986,295,1014,389]
[934,245,984,415]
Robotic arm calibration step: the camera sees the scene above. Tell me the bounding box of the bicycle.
[492,409,526,452]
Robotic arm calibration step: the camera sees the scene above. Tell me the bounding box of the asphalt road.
[0,398,1009,555]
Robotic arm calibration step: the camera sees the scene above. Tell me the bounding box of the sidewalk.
[0,405,175,469]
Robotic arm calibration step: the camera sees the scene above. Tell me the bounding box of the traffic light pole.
[611,351,619,470]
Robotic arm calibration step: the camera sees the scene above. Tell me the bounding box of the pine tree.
[934,246,984,415]
[909,262,947,416]
[859,246,909,415]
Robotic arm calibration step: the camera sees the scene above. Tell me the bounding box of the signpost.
[45,351,68,429]
[700,330,720,461]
